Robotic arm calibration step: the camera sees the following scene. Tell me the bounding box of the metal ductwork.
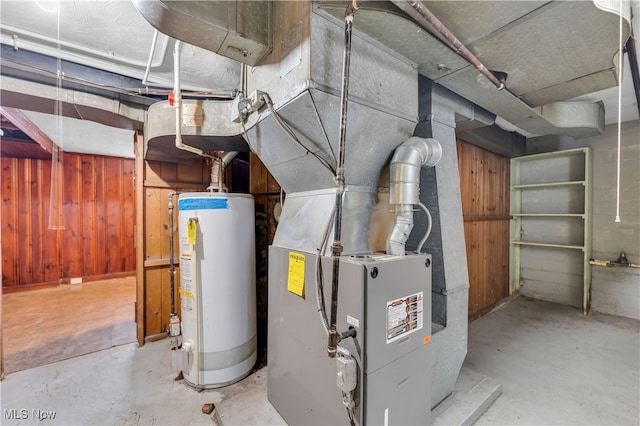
[317,0,632,138]
[389,137,442,205]
[387,137,442,256]
[243,7,418,195]
[131,0,272,67]
[235,3,420,256]
[144,100,248,163]
[137,0,632,163]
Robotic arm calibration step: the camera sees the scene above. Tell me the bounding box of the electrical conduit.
[327,2,358,359]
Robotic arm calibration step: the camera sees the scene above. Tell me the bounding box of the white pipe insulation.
[386,137,442,256]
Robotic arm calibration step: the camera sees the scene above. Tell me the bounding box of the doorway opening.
[1,111,137,373]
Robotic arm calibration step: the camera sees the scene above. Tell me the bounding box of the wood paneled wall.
[1,153,135,289]
[457,140,510,319]
[249,153,281,242]
[249,153,281,367]
[136,140,211,341]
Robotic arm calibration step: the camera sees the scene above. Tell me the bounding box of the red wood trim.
[0,138,52,160]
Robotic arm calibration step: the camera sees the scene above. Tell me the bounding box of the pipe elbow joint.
[389,137,442,205]
[386,137,441,256]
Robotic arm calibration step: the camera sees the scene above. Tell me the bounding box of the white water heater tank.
[177,192,256,388]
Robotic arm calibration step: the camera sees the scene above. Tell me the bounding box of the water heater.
[177,192,257,388]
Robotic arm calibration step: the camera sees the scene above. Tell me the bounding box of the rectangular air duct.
[132,1,272,67]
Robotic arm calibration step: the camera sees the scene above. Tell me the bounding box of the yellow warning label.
[179,289,194,299]
[287,252,305,298]
[187,218,197,245]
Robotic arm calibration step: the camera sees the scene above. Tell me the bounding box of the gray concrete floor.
[1,296,638,425]
[471,297,640,425]
[0,339,283,426]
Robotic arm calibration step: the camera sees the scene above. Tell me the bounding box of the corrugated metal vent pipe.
[387,137,442,256]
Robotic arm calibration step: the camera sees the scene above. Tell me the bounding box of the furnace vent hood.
[240,6,419,193]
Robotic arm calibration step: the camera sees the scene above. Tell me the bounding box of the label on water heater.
[386,292,424,344]
[180,255,194,312]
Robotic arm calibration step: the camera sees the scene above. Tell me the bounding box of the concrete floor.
[471,297,640,425]
[1,296,638,425]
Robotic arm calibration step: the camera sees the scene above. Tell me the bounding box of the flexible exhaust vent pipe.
[208,151,238,192]
[387,137,442,256]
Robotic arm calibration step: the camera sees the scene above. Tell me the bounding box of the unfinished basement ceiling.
[315,0,634,133]
[0,0,638,138]
[0,0,240,92]
[318,0,627,106]
[405,0,627,106]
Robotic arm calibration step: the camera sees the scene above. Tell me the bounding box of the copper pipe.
[407,1,505,90]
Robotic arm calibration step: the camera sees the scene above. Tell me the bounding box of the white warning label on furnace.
[386,292,424,344]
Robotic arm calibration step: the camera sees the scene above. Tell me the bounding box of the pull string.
[615,0,623,223]
[49,1,65,230]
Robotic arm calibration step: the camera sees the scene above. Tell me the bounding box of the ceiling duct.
[317,0,631,137]
[131,0,273,67]
[144,100,248,163]
[135,0,632,165]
